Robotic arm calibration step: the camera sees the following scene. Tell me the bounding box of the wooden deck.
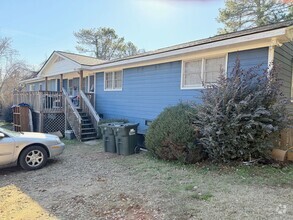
[13,90,99,141]
[13,91,95,114]
[14,91,64,113]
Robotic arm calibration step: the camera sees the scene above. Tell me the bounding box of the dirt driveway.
[0,140,292,219]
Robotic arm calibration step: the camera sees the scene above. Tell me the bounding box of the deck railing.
[13,91,63,113]
[80,90,100,133]
[85,92,95,107]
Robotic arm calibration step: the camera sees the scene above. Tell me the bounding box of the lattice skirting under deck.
[43,113,65,135]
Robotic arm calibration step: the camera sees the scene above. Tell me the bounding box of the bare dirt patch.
[0,139,292,219]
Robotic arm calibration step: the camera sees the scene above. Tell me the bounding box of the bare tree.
[0,37,30,113]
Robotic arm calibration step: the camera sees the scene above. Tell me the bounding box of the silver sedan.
[0,128,65,170]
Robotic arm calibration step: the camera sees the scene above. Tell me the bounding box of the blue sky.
[0,0,225,68]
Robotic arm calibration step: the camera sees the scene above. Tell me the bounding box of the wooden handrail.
[79,90,100,123]
[62,89,82,122]
[63,88,82,141]
[79,90,100,136]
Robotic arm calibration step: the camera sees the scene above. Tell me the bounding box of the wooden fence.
[278,128,293,150]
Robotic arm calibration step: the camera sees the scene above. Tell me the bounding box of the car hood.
[20,132,58,140]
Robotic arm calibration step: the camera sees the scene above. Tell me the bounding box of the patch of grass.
[114,150,293,188]
[193,162,293,187]
[190,193,213,201]
[233,164,293,186]
[61,139,81,146]
[184,184,194,191]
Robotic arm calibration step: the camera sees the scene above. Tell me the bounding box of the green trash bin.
[99,123,116,153]
[99,122,126,153]
[113,123,139,156]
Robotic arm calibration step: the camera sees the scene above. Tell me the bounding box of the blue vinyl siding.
[95,61,201,133]
[274,42,293,113]
[227,47,269,74]
[95,48,270,133]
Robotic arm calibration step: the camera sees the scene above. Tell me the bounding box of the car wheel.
[19,145,48,170]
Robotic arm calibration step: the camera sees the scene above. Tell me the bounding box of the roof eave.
[81,27,288,72]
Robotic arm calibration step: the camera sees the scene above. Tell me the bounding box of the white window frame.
[104,70,123,91]
[181,54,228,89]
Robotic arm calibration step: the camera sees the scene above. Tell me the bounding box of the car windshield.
[0,127,21,137]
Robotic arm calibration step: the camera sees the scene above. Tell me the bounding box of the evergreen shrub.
[194,60,287,162]
[145,103,205,163]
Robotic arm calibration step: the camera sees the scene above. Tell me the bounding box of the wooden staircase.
[77,109,97,141]
[63,88,100,142]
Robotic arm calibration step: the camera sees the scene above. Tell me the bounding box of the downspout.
[268,38,283,70]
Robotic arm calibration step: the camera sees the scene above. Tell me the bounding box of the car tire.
[19,145,48,170]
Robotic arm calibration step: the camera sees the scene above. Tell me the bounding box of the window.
[205,57,226,84]
[183,60,202,88]
[182,56,226,89]
[104,71,123,91]
[29,84,35,91]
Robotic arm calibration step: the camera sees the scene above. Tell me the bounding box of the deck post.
[45,77,48,91]
[64,94,68,133]
[79,70,83,109]
[60,74,63,92]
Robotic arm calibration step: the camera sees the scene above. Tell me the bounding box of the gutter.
[80,28,288,72]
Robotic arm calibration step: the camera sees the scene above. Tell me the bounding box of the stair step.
[81,136,97,141]
[81,131,97,136]
[81,124,94,129]
[67,105,99,141]
[81,128,96,132]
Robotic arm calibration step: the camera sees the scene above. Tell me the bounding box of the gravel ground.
[0,140,292,220]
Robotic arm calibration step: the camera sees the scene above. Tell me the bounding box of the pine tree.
[74,28,141,60]
[217,0,293,34]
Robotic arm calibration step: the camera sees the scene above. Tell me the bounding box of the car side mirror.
[0,133,5,138]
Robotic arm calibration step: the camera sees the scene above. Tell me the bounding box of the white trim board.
[83,28,288,72]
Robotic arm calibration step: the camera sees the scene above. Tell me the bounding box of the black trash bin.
[113,123,139,156]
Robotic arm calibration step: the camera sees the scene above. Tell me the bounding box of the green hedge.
[145,103,205,163]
